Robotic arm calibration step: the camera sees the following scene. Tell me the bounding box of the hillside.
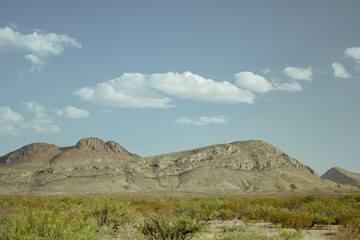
[0,138,358,196]
[321,167,360,188]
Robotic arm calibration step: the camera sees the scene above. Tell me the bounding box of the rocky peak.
[105,141,126,153]
[76,137,106,151]
[75,137,138,157]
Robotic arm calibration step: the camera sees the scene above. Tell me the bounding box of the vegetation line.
[0,195,359,239]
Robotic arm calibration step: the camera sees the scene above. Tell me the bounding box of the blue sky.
[0,1,359,175]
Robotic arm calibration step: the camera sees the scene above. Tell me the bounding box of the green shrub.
[1,208,106,240]
[140,214,207,240]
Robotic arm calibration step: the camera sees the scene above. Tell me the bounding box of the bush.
[140,214,207,240]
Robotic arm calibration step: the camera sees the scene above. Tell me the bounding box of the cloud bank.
[0,26,81,71]
[175,116,228,125]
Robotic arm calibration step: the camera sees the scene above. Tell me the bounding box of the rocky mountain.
[0,137,139,169]
[0,138,358,196]
[321,167,360,188]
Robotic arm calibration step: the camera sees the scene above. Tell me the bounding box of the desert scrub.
[0,207,106,240]
[140,213,208,240]
[86,196,138,228]
[1,194,360,239]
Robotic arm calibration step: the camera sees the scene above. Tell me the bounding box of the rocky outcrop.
[321,167,360,188]
[141,140,317,176]
[75,137,137,156]
[75,137,107,151]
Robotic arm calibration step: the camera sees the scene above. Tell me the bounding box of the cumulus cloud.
[0,106,25,135]
[234,72,274,93]
[54,106,89,119]
[149,72,255,104]
[283,67,312,81]
[175,116,228,125]
[0,26,81,71]
[234,71,302,93]
[273,80,302,92]
[23,101,59,133]
[74,71,255,108]
[74,73,174,108]
[345,47,360,62]
[332,62,351,79]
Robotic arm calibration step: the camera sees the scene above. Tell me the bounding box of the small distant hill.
[321,167,360,188]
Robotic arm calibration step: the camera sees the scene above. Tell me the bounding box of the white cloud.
[0,106,24,123]
[234,72,274,93]
[345,47,360,62]
[283,67,312,81]
[332,62,351,79]
[149,71,255,104]
[31,124,59,134]
[0,26,81,71]
[0,106,25,135]
[54,106,89,119]
[25,54,45,72]
[75,70,307,109]
[23,101,60,133]
[1,103,88,135]
[175,116,228,126]
[74,73,174,108]
[234,71,302,93]
[74,71,255,108]
[274,80,302,92]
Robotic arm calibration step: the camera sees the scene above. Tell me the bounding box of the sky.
[0,1,359,175]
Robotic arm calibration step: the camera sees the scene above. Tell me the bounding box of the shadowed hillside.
[321,167,360,188]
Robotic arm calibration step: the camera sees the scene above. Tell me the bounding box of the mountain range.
[0,137,358,196]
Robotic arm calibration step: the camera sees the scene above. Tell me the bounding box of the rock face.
[321,167,360,188]
[0,138,358,196]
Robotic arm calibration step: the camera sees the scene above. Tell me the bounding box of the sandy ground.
[198,220,342,240]
[111,219,353,240]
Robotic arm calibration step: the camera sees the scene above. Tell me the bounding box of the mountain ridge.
[0,138,358,196]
